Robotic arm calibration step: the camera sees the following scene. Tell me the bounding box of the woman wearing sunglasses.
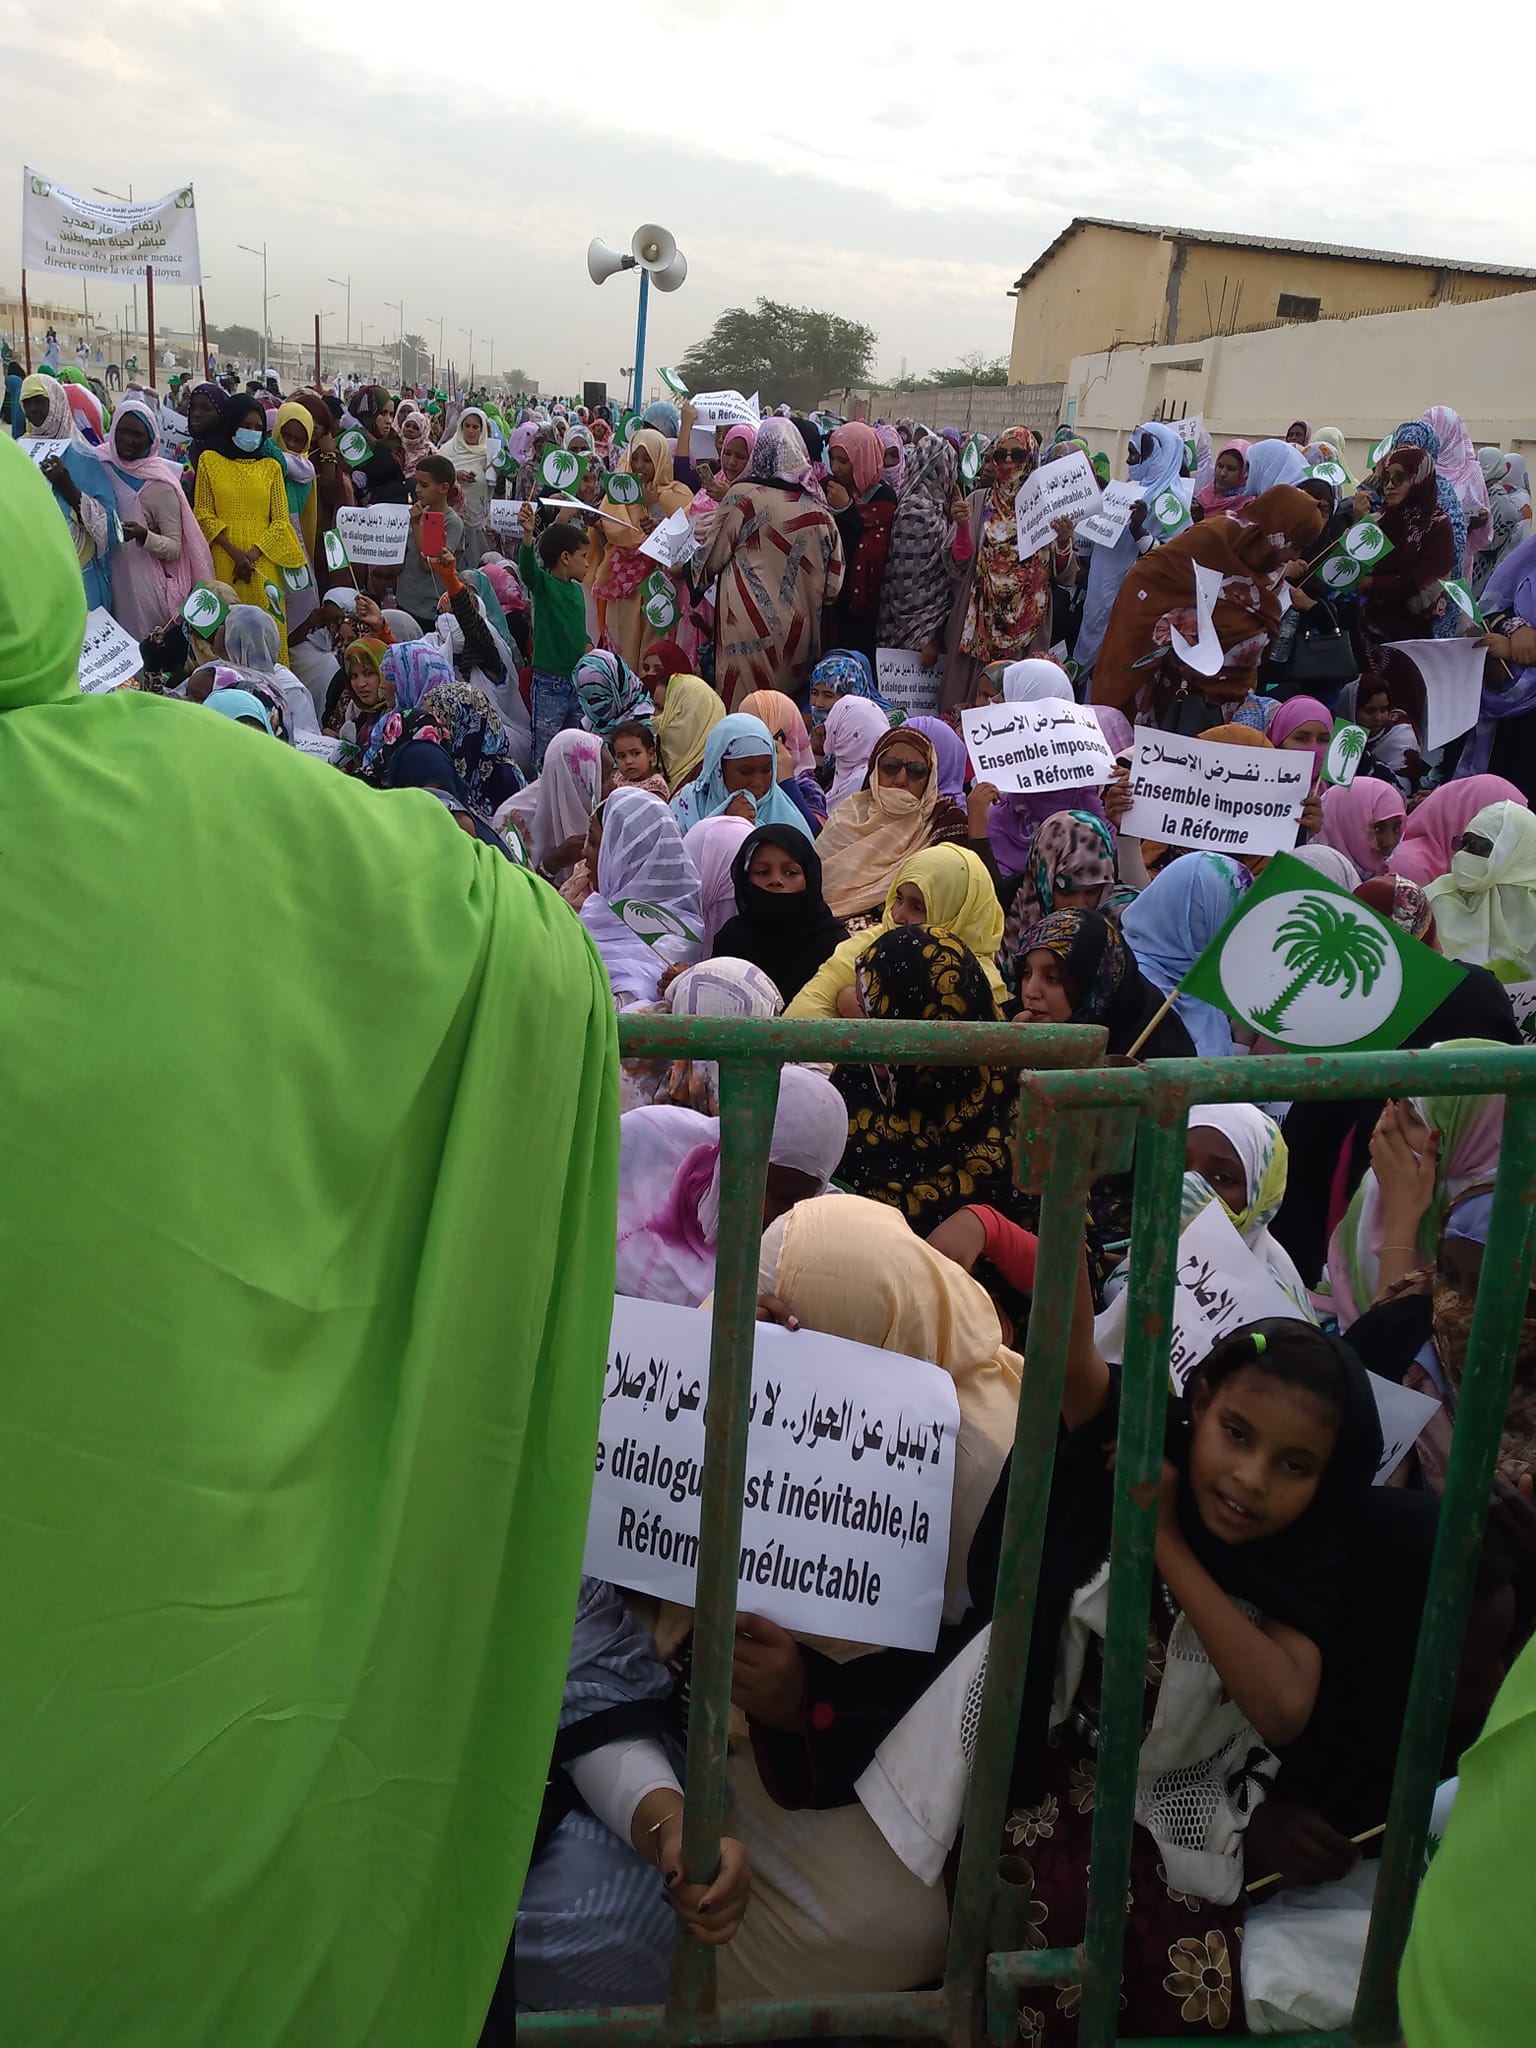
[814,725,972,923]
[940,425,1056,710]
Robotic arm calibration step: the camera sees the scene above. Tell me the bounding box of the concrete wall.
[1008,226,1170,385]
[821,381,1065,439]
[1064,289,1536,475]
[1169,244,1531,346]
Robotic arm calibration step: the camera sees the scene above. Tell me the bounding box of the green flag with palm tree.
[1180,851,1466,1051]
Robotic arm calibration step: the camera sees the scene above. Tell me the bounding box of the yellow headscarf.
[884,845,1006,998]
[770,1194,1021,1628]
[617,427,694,529]
[272,401,314,455]
[655,673,725,791]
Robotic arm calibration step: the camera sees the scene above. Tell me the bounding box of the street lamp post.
[238,241,270,370]
[327,275,352,348]
[460,328,474,391]
[385,301,404,390]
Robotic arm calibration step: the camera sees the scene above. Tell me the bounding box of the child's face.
[613,733,653,781]
[415,472,449,511]
[1356,690,1390,735]
[747,842,806,893]
[1372,813,1405,859]
[280,421,309,453]
[552,545,586,583]
[1187,1366,1340,1544]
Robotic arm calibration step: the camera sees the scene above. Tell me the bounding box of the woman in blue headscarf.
[17,372,117,609]
[1074,420,1184,680]
[1119,850,1252,1056]
[807,648,889,722]
[670,713,813,834]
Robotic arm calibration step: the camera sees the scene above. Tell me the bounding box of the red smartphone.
[420,509,446,559]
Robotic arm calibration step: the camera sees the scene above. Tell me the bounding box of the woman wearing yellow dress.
[193,391,307,656]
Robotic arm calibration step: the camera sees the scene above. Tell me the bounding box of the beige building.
[1062,287,1536,477]
[1008,217,1536,387]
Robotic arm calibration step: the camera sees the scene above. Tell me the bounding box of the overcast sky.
[7,0,1536,394]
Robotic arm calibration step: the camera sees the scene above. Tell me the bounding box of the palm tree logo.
[1326,725,1368,786]
[1249,895,1389,1038]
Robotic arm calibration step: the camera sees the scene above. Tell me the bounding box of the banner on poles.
[22,168,203,285]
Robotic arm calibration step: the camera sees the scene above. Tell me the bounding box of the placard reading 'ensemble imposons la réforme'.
[1119,729,1310,855]
[584,1296,959,1653]
[961,700,1116,797]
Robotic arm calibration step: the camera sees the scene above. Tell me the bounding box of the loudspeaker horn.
[650,250,689,294]
[587,238,635,286]
[631,223,678,273]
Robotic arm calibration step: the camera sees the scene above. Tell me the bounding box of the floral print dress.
[1003,1596,1248,2040]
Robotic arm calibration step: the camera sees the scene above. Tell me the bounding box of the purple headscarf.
[1459,532,1536,774]
[989,785,1111,876]
[902,715,967,800]
[382,639,455,713]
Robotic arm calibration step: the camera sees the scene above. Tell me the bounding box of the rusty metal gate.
[519,1019,1536,2048]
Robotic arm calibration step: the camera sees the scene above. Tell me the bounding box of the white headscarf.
[581,786,704,1006]
[438,407,495,482]
[824,697,891,808]
[1001,659,1073,704]
[500,728,606,873]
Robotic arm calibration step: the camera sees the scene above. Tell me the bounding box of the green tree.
[677,298,876,412]
[927,351,1008,388]
[1250,896,1388,1038]
[1331,727,1367,783]
[206,322,263,359]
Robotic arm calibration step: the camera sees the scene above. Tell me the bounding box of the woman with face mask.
[191,392,308,658]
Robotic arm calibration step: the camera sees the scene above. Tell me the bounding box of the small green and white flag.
[605,470,643,505]
[1442,578,1484,629]
[618,412,641,447]
[642,570,680,631]
[337,427,371,467]
[959,435,984,484]
[282,562,312,592]
[324,530,351,572]
[1368,433,1394,469]
[181,583,229,636]
[1150,478,1194,536]
[1321,723,1369,788]
[1316,519,1394,593]
[540,447,585,492]
[1181,850,1467,1052]
[657,366,689,398]
[1308,460,1349,490]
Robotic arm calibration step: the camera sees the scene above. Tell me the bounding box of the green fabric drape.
[0,433,618,2046]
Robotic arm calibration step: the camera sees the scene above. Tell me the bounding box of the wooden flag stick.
[1124,988,1179,1060]
[1245,1822,1386,1895]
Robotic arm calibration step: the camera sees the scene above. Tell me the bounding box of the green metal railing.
[520,1021,1536,2048]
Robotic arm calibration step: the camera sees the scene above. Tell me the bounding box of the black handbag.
[1276,600,1358,689]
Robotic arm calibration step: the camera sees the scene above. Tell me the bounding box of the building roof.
[1012,216,1536,291]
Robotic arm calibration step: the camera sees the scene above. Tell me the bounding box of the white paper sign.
[1165,1200,1299,1392]
[961,700,1115,796]
[1119,729,1309,854]
[1385,638,1488,752]
[1014,450,1101,557]
[18,436,72,467]
[484,498,526,538]
[876,647,943,717]
[1075,480,1145,548]
[689,388,760,430]
[1162,1202,1438,1480]
[292,731,344,764]
[22,166,203,284]
[638,508,698,570]
[77,607,142,693]
[585,1296,960,1654]
[1167,561,1226,678]
[335,503,411,567]
[1505,980,1536,1047]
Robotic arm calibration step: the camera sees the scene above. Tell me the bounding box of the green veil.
[0,434,618,2045]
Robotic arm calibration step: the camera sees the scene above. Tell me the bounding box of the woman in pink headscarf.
[1421,405,1492,573]
[824,421,897,664]
[683,814,756,948]
[1194,439,1253,518]
[1318,778,1407,878]
[875,423,906,494]
[99,398,218,637]
[1389,775,1528,887]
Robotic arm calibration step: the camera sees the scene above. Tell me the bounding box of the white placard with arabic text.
[1119,729,1309,855]
[585,1295,959,1653]
[77,607,143,694]
[335,503,411,567]
[1075,479,1145,548]
[876,646,943,717]
[1014,450,1101,557]
[484,498,527,537]
[961,700,1115,797]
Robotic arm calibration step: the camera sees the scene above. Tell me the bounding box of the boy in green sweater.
[518,503,591,771]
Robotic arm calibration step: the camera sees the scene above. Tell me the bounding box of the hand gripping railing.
[517,1023,1536,2048]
